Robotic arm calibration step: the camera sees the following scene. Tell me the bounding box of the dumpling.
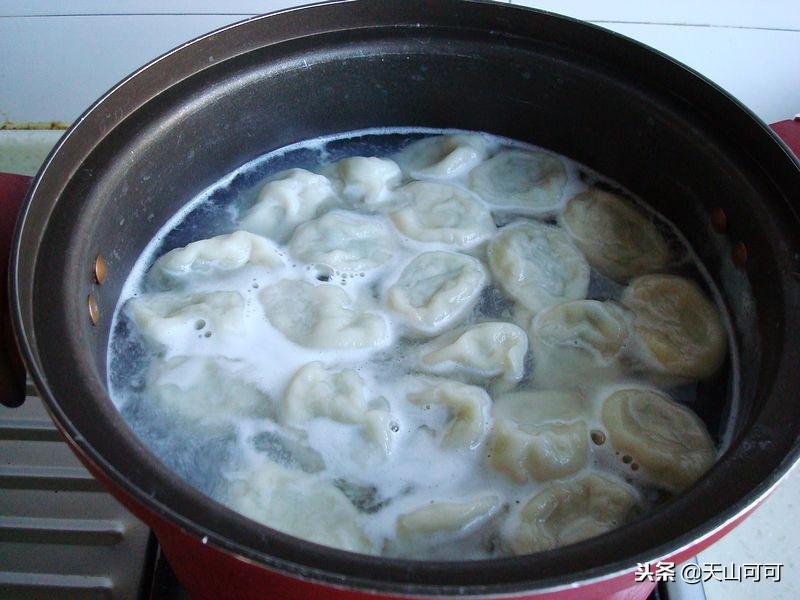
[386,251,487,335]
[396,496,500,540]
[259,279,389,350]
[395,134,489,179]
[389,181,496,248]
[600,388,716,492]
[559,188,671,282]
[504,475,637,554]
[281,362,391,453]
[468,149,567,213]
[226,460,374,554]
[419,322,528,388]
[527,300,631,389]
[240,168,337,241]
[282,361,368,424]
[323,156,402,209]
[621,275,727,380]
[387,495,501,558]
[492,390,589,425]
[288,210,397,272]
[148,355,272,422]
[149,230,284,289]
[126,290,244,350]
[487,390,589,482]
[488,222,590,314]
[405,379,492,449]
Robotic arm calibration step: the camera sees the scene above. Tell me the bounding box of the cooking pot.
[3,1,800,598]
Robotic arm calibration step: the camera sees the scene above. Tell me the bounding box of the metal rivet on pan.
[88,294,100,326]
[732,242,748,268]
[710,207,727,234]
[94,255,107,284]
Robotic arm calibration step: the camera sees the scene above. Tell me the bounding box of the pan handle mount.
[1,173,31,408]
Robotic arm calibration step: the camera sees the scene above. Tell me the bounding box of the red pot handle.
[1,173,32,407]
[0,118,798,409]
[771,117,800,158]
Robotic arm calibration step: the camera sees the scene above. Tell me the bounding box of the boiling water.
[107,128,738,558]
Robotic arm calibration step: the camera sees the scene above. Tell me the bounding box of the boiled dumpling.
[468,149,567,213]
[488,390,589,482]
[560,188,671,282]
[419,322,528,388]
[226,460,374,554]
[396,496,500,540]
[389,181,496,248]
[621,275,727,380]
[600,388,716,492]
[126,290,244,350]
[492,390,589,425]
[282,361,368,423]
[488,222,590,314]
[387,495,501,558]
[259,280,389,350]
[405,379,492,449]
[282,362,391,452]
[147,355,272,422]
[527,300,631,389]
[288,210,397,272]
[505,475,637,554]
[395,134,489,179]
[386,251,487,335]
[240,168,336,241]
[323,156,402,209]
[149,230,285,289]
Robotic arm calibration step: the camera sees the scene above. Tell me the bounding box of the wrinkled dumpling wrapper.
[405,378,492,449]
[147,355,272,422]
[389,181,496,248]
[621,274,727,380]
[226,460,374,554]
[240,168,337,241]
[149,230,284,289]
[395,134,489,179]
[323,156,402,209]
[386,251,487,335]
[419,321,528,387]
[488,390,589,482]
[601,387,716,492]
[126,290,244,350]
[260,280,389,350]
[288,210,397,272]
[528,299,631,389]
[469,149,567,213]
[488,221,590,314]
[560,188,671,282]
[505,474,637,554]
[282,361,391,453]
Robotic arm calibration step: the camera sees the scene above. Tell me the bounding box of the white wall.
[0,0,798,125]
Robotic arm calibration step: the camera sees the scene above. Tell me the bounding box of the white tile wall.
[1,0,798,124]
[1,2,798,598]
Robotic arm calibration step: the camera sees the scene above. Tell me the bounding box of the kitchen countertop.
[2,2,799,599]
